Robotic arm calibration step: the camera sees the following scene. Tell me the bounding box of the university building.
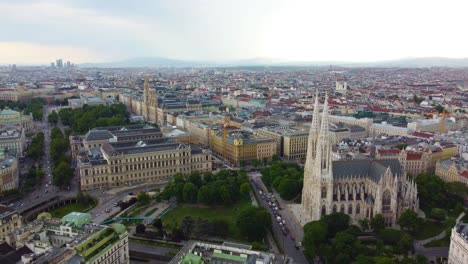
[78,137,212,191]
[70,124,163,160]
[119,79,221,126]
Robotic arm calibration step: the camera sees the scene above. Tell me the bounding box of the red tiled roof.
[407,152,422,160]
[378,149,401,155]
[460,171,468,179]
[412,131,433,139]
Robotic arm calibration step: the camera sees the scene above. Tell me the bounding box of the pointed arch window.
[340,204,345,213]
[321,187,327,199]
[382,191,391,212]
[356,204,360,214]
[348,204,353,214]
[332,204,337,213]
[321,206,326,216]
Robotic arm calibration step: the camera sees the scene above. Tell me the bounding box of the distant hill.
[80,56,468,68]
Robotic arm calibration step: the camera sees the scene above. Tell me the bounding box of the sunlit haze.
[2,0,468,64]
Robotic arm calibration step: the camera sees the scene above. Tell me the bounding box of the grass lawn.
[50,203,92,218]
[162,200,251,241]
[145,207,158,217]
[129,206,148,217]
[424,233,450,247]
[413,220,445,240]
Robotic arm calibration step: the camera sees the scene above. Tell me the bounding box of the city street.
[248,172,308,264]
[13,105,77,211]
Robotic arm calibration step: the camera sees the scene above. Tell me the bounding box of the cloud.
[1,0,468,63]
[0,42,104,64]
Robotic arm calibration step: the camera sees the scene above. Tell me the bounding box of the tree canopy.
[27,132,44,161]
[236,206,271,242]
[160,170,249,206]
[58,103,130,134]
[260,162,303,200]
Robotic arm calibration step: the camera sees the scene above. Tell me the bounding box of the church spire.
[315,92,332,176]
[301,89,321,223]
[304,89,321,170]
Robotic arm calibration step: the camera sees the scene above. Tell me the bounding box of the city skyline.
[2,0,468,64]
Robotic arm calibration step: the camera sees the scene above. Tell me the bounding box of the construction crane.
[440,109,447,134]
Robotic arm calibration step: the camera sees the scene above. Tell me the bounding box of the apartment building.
[0,150,19,192]
[370,122,411,136]
[0,126,26,156]
[210,130,276,166]
[435,159,468,185]
[375,149,431,176]
[448,221,468,264]
[408,117,456,133]
[0,206,21,242]
[170,241,280,264]
[328,115,373,136]
[9,212,129,264]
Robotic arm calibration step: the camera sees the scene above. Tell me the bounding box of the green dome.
[0,109,19,116]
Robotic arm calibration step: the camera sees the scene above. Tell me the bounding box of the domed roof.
[0,108,19,116]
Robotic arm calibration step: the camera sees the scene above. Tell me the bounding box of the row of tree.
[50,127,74,188]
[27,132,44,162]
[159,170,251,205]
[48,111,58,124]
[23,167,45,193]
[58,104,129,133]
[260,162,303,200]
[303,212,427,264]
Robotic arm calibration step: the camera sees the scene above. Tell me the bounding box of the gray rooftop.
[332,159,402,182]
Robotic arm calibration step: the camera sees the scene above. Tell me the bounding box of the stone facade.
[78,137,212,191]
[0,126,26,156]
[0,151,19,192]
[209,129,276,166]
[448,221,468,264]
[142,79,158,124]
[0,108,34,133]
[436,159,468,185]
[300,92,419,227]
[0,206,21,242]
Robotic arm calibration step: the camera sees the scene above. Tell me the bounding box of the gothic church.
[300,92,419,226]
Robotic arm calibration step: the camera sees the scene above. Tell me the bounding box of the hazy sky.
[1,0,468,64]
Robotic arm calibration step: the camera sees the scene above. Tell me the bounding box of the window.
[321,187,327,199]
[382,191,391,212]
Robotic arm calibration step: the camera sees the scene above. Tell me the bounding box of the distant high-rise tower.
[56,59,63,68]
